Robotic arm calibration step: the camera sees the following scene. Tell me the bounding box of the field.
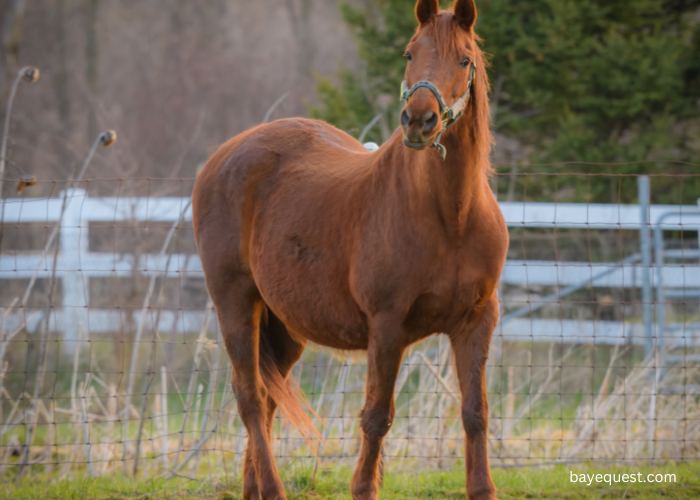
[3,462,698,499]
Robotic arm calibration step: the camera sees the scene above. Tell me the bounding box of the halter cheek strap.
[400,61,476,160]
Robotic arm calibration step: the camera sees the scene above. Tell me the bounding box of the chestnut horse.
[192,0,507,498]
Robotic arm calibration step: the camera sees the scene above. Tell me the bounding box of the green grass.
[3,462,699,499]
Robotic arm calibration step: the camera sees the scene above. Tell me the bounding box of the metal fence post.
[653,223,666,368]
[637,176,653,359]
[60,188,89,353]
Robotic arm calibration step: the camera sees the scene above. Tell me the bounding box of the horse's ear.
[453,0,477,31]
[415,0,439,25]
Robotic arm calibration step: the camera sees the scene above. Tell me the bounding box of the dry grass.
[1,329,698,481]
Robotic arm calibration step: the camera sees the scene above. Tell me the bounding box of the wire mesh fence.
[1,173,699,480]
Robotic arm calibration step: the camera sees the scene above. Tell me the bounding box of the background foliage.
[310,0,700,203]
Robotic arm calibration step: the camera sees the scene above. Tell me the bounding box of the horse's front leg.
[449,295,499,500]
[351,315,405,500]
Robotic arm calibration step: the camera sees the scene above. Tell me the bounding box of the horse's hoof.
[242,486,259,500]
[351,494,377,500]
[260,486,287,500]
[350,483,378,500]
[242,489,259,500]
[469,492,497,500]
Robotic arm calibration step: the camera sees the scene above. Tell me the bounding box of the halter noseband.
[400,60,476,160]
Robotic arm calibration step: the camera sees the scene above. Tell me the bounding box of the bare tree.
[84,0,99,142]
[0,0,358,187]
[0,0,27,96]
[285,0,316,82]
[53,0,70,129]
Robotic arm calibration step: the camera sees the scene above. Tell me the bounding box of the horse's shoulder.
[470,186,508,243]
[457,188,508,281]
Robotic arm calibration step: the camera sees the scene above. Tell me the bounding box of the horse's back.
[195,118,369,205]
[193,117,370,242]
[224,117,368,171]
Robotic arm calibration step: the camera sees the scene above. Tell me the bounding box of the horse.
[192,0,507,498]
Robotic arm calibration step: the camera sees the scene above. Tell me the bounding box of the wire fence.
[1,173,699,481]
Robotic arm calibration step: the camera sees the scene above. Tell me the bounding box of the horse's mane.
[417,11,493,174]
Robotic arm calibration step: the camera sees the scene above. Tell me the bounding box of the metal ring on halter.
[400,61,476,160]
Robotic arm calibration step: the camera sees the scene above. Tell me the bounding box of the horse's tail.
[258,306,321,452]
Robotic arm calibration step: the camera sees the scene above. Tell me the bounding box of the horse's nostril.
[423,111,438,131]
[401,109,410,128]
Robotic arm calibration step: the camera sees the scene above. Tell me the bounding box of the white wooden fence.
[1,188,699,349]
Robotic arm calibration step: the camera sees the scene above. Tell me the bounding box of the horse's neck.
[434,119,486,227]
[383,119,486,238]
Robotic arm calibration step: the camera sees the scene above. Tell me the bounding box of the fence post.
[60,188,89,354]
[637,176,654,359]
[653,223,666,368]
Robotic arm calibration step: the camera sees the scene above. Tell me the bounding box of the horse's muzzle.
[400,105,440,151]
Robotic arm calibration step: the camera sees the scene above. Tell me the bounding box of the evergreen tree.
[310,0,700,203]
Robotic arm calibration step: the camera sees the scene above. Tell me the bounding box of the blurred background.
[0,0,360,184]
[1,0,699,200]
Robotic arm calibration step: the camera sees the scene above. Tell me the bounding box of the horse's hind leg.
[449,295,498,500]
[242,309,306,499]
[209,279,286,500]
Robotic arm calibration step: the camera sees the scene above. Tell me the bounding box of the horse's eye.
[460,57,471,68]
[404,51,412,61]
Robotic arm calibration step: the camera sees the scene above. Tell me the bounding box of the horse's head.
[401,0,479,158]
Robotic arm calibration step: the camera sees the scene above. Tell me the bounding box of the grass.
[2,462,699,499]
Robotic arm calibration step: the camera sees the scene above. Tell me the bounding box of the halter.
[400,60,476,160]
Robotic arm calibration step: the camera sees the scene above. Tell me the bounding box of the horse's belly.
[252,254,369,350]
